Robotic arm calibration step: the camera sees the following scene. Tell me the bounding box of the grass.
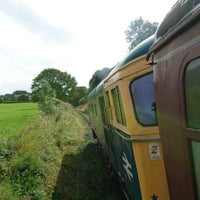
[0,103,123,200]
[0,103,38,139]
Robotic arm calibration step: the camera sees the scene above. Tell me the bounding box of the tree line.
[0,17,157,106]
[0,91,31,103]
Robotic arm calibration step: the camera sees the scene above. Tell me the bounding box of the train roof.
[148,0,200,54]
[105,35,154,80]
[117,35,154,68]
[88,36,154,93]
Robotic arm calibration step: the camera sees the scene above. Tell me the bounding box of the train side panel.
[88,36,170,199]
[88,82,107,150]
[104,36,169,199]
[149,0,200,199]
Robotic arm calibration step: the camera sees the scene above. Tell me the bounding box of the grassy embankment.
[0,103,122,200]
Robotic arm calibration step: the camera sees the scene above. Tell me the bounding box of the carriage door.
[184,57,200,199]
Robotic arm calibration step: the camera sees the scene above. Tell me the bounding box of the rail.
[114,129,160,142]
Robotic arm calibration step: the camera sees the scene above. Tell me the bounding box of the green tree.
[13,90,28,95]
[0,96,4,103]
[17,95,29,102]
[3,93,13,102]
[36,80,57,114]
[71,86,88,106]
[125,16,158,51]
[31,68,77,104]
[13,90,30,102]
[89,68,112,92]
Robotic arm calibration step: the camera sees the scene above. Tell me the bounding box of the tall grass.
[0,103,122,199]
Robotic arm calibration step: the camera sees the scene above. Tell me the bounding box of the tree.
[36,80,57,114]
[0,96,4,103]
[31,68,77,104]
[70,86,88,106]
[13,90,30,102]
[125,16,158,51]
[13,90,28,95]
[89,68,112,92]
[4,94,13,102]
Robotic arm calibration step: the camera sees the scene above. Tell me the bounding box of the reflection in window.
[130,73,157,126]
[185,58,200,129]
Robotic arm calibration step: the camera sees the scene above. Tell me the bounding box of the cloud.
[0,0,76,44]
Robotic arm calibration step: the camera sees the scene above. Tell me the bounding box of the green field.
[0,103,38,139]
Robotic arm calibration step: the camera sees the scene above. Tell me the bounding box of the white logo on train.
[122,153,133,181]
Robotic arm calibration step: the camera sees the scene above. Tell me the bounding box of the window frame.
[129,72,157,127]
[184,57,200,130]
[111,86,126,126]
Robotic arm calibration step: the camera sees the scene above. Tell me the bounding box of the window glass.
[185,58,200,129]
[111,87,126,126]
[130,73,157,125]
[190,140,200,199]
[99,96,106,124]
[105,91,113,122]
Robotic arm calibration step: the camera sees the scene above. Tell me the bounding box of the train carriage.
[88,36,169,200]
[148,0,200,199]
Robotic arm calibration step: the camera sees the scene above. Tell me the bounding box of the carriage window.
[105,91,113,121]
[190,140,200,199]
[185,58,200,129]
[130,73,157,126]
[111,87,126,126]
[99,96,106,124]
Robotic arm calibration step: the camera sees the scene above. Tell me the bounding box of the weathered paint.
[149,0,200,199]
[109,126,142,200]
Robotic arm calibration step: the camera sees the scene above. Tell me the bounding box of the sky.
[0,0,177,95]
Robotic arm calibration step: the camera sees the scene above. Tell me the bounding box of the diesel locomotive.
[88,36,169,200]
[88,0,200,199]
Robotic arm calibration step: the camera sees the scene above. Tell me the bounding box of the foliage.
[70,86,88,106]
[31,68,77,104]
[13,90,29,95]
[13,90,31,102]
[1,91,31,103]
[0,103,38,139]
[0,96,4,103]
[0,103,123,199]
[125,16,158,51]
[3,94,13,102]
[34,80,57,114]
[0,104,87,199]
[89,68,112,92]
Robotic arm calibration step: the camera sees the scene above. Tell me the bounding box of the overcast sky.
[0,0,177,95]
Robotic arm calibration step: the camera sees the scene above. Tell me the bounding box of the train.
[88,35,169,199]
[88,0,200,199]
[148,0,200,199]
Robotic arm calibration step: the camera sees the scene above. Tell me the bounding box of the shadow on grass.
[52,142,124,200]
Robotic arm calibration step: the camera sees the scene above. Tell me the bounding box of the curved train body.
[88,36,169,199]
[148,0,200,199]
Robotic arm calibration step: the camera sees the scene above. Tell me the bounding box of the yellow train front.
[88,36,169,200]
